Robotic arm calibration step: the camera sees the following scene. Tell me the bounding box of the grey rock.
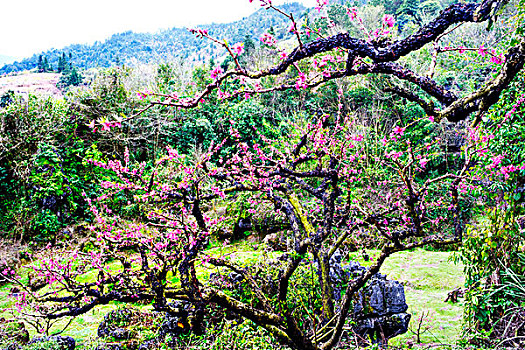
[95,344,122,350]
[320,250,410,345]
[353,274,408,317]
[98,309,135,338]
[157,301,191,338]
[351,272,410,345]
[110,328,133,340]
[352,313,411,343]
[28,336,75,350]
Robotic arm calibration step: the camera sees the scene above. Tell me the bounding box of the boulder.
[98,308,136,338]
[97,308,160,350]
[157,301,192,338]
[96,306,202,350]
[0,319,29,350]
[28,272,47,292]
[324,250,410,346]
[27,336,75,350]
[262,233,286,251]
[352,274,411,345]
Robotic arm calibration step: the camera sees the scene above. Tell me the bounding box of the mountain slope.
[0,55,20,67]
[0,3,306,75]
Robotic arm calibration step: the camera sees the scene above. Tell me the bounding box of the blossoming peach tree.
[3,0,525,349]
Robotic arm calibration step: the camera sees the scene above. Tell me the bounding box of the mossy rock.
[0,318,29,350]
[25,336,75,350]
[97,308,162,350]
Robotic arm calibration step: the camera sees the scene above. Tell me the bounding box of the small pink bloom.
[478,44,487,57]
[315,0,329,12]
[383,14,395,28]
[232,42,244,55]
[490,50,505,64]
[392,126,405,135]
[210,66,223,80]
[295,72,308,89]
[346,7,358,21]
[260,33,276,47]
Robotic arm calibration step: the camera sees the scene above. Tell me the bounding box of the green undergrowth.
[1,245,465,349]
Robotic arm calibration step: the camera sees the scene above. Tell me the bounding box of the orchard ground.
[0,242,464,349]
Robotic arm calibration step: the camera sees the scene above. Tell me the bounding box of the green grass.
[379,249,464,348]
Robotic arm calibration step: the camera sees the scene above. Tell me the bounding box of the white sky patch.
[0,0,318,58]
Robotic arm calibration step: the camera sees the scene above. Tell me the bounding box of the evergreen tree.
[58,53,67,73]
[68,67,82,85]
[37,55,44,73]
[243,35,255,54]
[58,65,83,88]
[43,56,51,72]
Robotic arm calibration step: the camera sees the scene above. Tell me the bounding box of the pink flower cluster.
[87,116,123,132]
[316,0,329,12]
[189,28,208,37]
[447,44,505,65]
[346,7,358,21]
[295,72,308,89]
[383,14,395,28]
[500,164,525,179]
[210,66,224,80]
[232,42,244,56]
[260,33,277,47]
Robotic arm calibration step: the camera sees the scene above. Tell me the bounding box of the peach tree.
[3,0,525,349]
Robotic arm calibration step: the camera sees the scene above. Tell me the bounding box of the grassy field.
[379,249,464,348]
[0,246,465,349]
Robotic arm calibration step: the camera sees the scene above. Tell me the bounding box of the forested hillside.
[0,3,305,75]
[0,0,457,75]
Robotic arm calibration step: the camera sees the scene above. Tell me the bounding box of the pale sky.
[0,0,317,59]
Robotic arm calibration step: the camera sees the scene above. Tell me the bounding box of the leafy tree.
[0,90,15,108]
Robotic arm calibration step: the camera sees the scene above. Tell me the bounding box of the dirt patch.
[0,72,62,98]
